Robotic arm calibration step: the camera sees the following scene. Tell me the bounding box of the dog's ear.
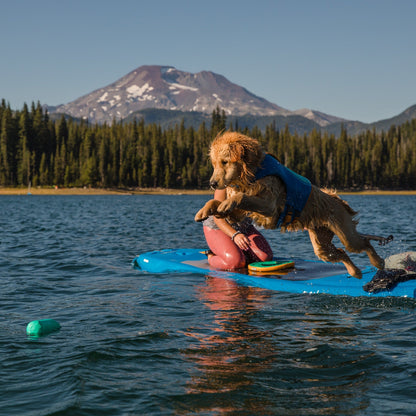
[234,139,263,185]
[228,143,245,162]
[245,140,263,167]
[229,140,262,164]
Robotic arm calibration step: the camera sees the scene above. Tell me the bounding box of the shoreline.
[0,187,212,196]
[1,187,416,196]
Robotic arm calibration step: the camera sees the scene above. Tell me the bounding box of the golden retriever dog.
[195,131,391,279]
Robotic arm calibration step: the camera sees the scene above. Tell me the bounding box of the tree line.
[1,100,416,190]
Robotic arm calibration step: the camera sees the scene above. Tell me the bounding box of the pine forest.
[1,100,416,191]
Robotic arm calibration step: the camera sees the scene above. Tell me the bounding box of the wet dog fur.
[195,132,386,278]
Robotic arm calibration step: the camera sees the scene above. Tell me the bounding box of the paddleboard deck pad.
[248,260,295,273]
[132,248,416,298]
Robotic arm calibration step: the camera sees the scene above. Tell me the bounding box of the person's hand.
[233,232,250,251]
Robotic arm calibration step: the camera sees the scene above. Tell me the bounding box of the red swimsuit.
[203,217,273,270]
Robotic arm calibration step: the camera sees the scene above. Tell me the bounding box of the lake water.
[1,194,416,416]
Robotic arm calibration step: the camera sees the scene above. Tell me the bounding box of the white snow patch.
[212,94,222,102]
[302,110,315,119]
[168,83,198,92]
[101,106,107,111]
[98,92,108,103]
[142,95,155,101]
[127,83,154,99]
[161,67,175,74]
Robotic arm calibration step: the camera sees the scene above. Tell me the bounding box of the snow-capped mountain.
[52,65,344,126]
[292,108,346,127]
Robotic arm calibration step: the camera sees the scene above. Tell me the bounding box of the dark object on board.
[364,252,416,293]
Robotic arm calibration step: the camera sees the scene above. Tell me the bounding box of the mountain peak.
[53,65,289,124]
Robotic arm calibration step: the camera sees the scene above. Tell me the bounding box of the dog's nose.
[209,180,218,189]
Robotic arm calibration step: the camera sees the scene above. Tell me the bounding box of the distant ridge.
[122,108,322,135]
[122,105,416,137]
[324,104,416,136]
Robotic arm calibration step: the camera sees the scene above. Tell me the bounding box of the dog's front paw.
[194,199,221,222]
[194,208,210,222]
[217,198,237,214]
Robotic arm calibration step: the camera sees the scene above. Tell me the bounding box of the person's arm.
[212,189,250,251]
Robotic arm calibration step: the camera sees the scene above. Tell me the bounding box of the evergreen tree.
[211,106,227,137]
[17,104,33,185]
[0,106,17,185]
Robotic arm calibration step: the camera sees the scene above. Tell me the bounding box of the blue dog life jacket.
[255,154,312,227]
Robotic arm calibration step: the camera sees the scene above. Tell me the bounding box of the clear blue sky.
[1,0,415,123]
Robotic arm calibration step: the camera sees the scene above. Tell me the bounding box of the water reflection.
[182,276,275,411]
[179,276,380,414]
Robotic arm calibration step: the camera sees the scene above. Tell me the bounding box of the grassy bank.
[0,187,212,196]
[1,187,416,196]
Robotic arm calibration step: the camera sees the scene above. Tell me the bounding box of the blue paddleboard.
[132,248,416,298]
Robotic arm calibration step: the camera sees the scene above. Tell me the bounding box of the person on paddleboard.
[202,189,273,270]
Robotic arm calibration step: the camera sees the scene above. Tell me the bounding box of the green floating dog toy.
[26,319,61,336]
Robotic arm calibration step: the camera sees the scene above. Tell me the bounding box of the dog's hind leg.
[328,222,385,270]
[308,227,362,279]
[362,239,385,270]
